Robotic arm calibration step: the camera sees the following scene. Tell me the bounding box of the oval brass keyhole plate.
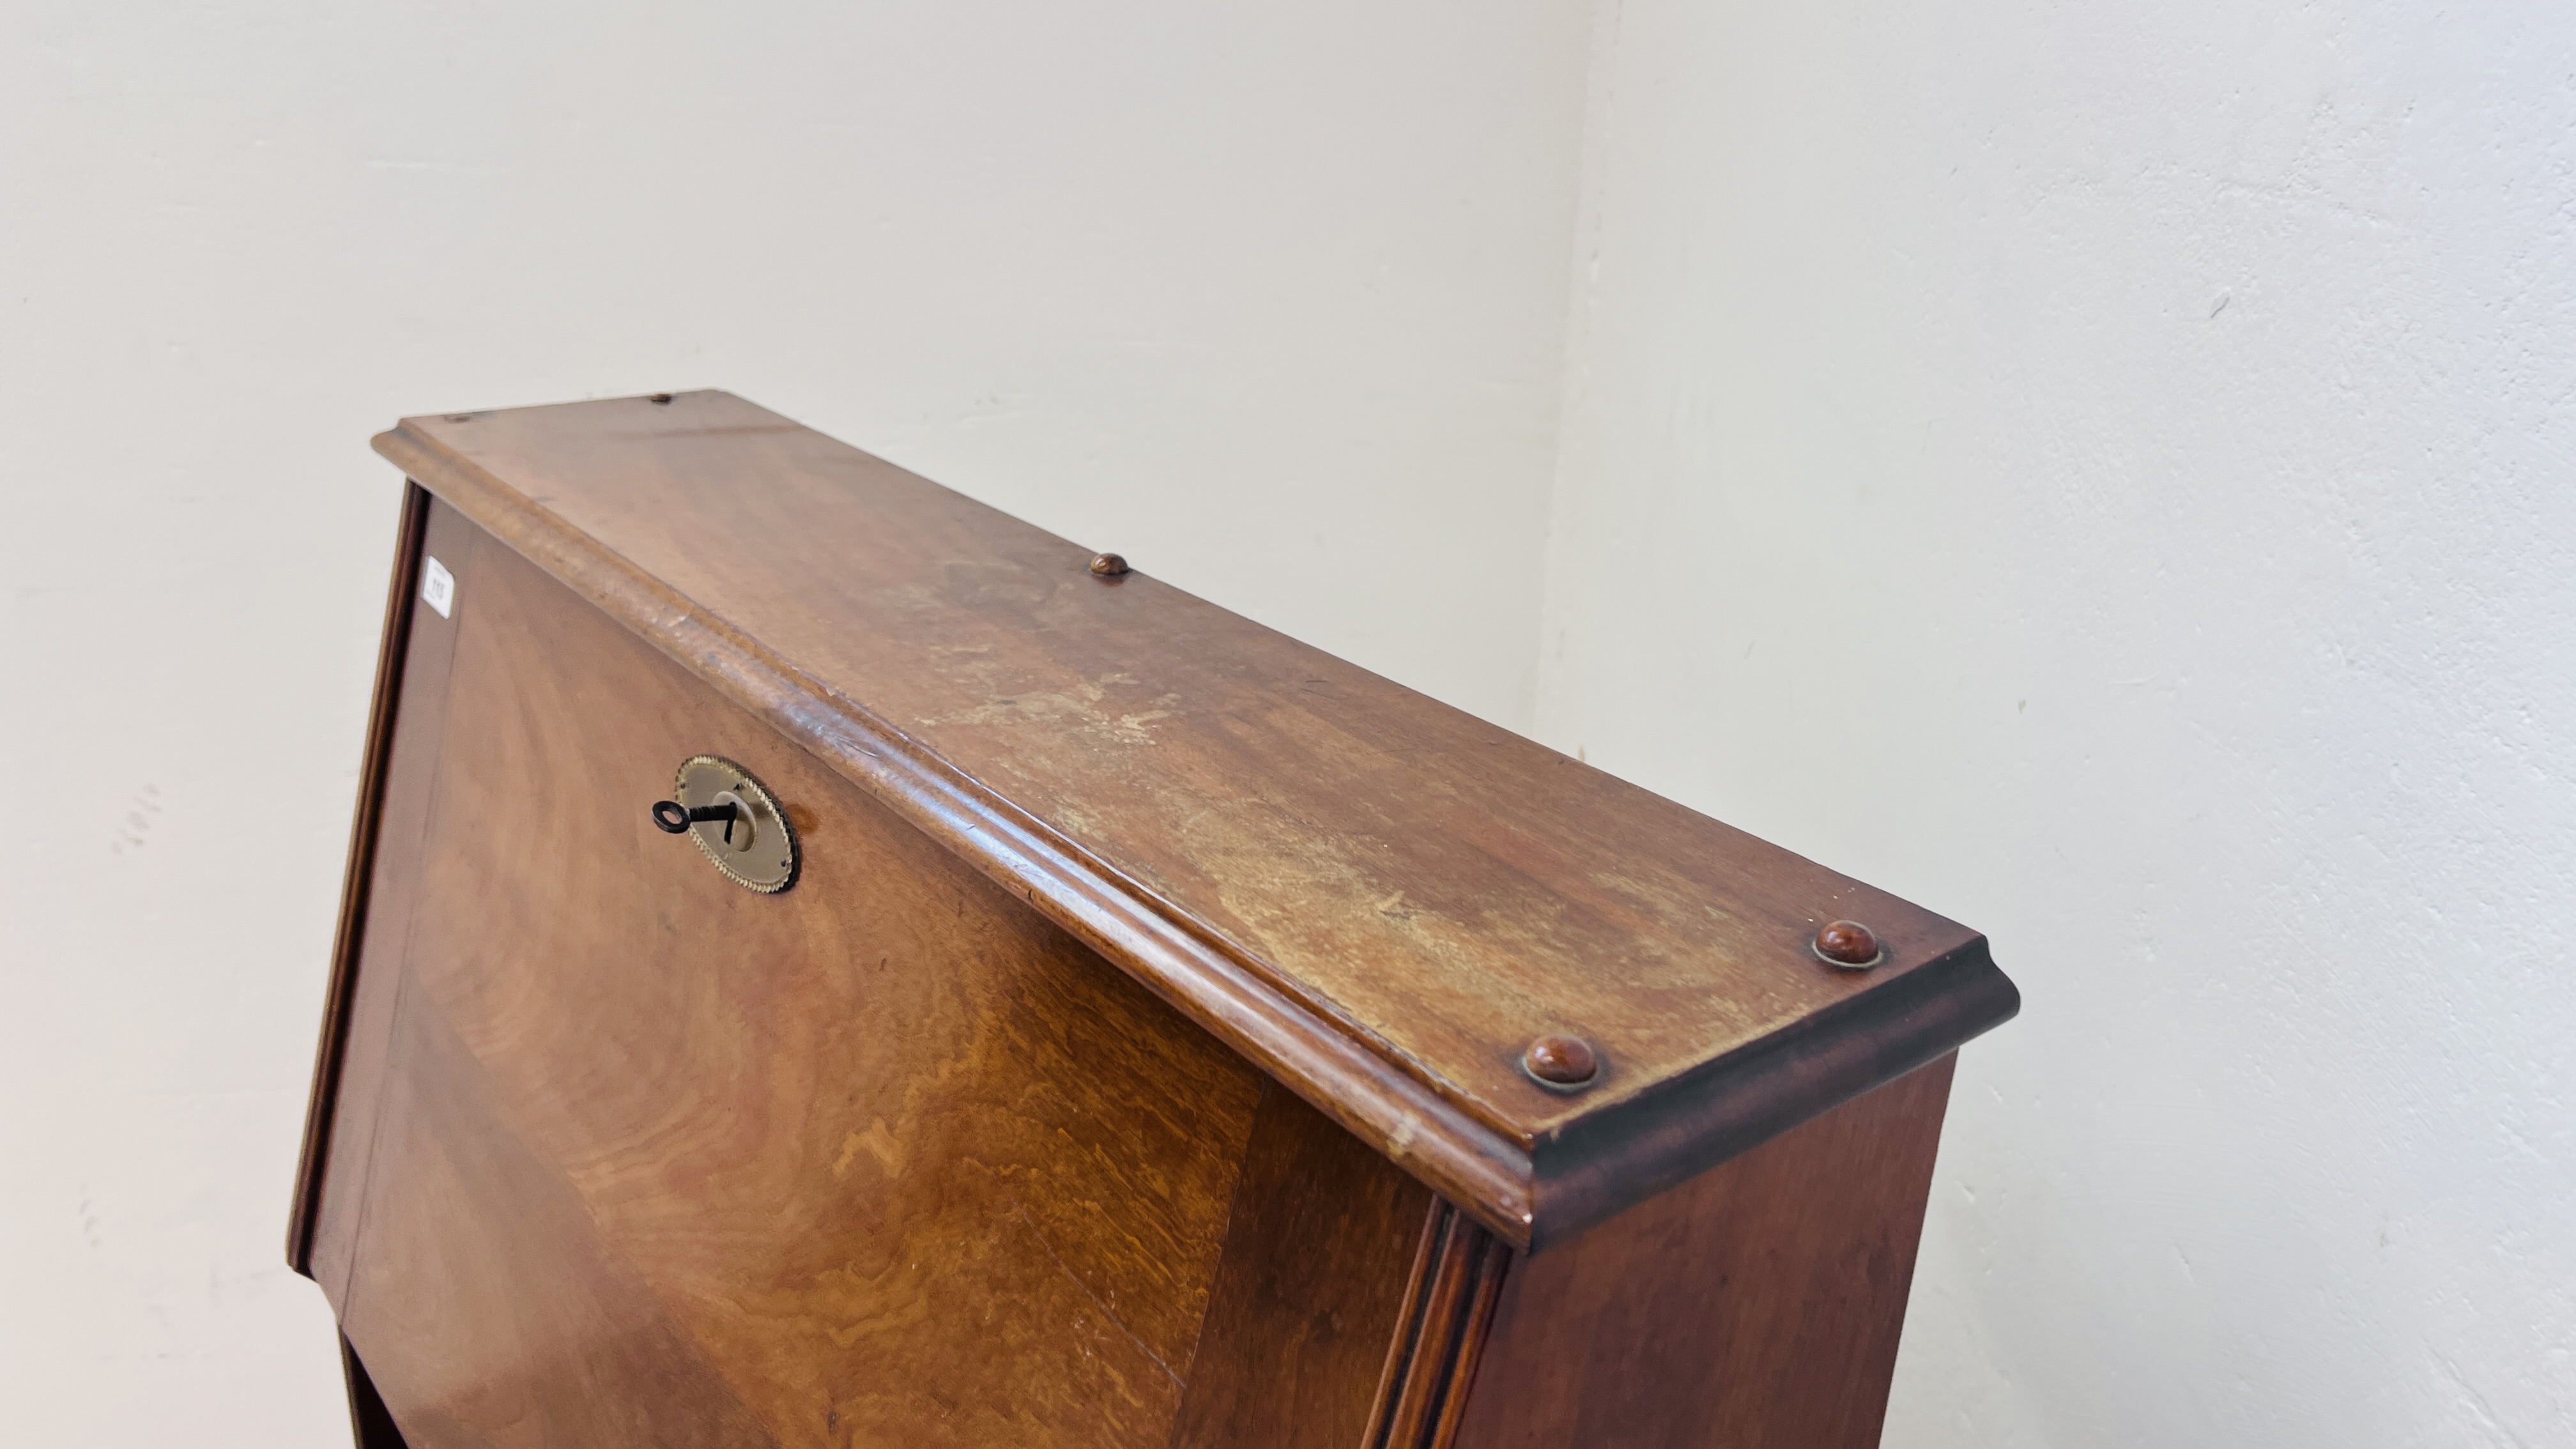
[673,755,799,893]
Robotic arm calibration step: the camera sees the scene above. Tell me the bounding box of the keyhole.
[709,791,758,851]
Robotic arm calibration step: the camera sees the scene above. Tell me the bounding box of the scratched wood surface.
[370,391,2017,1246]
[332,509,1269,1446]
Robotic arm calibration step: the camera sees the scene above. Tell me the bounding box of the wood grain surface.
[1167,1085,1438,1449]
[331,514,1272,1447]
[372,392,2018,1246]
[1446,1055,1959,1449]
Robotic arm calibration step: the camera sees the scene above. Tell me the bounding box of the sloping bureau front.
[291,392,2016,1449]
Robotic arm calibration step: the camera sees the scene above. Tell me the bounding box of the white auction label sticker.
[421,555,456,618]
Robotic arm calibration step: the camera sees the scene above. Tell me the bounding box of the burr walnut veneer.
[291,392,2017,1448]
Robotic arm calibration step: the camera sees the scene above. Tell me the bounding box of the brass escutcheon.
[664,755,799,893]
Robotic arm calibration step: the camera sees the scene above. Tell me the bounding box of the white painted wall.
[0,4,1584,1442]
[1537,1,2576,1445]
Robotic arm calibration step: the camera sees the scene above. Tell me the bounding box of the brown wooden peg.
[1522,1034,1600,1090]
[1813,919,1884,969]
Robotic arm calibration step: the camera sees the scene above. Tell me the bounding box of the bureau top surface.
[375,391,2013,1247]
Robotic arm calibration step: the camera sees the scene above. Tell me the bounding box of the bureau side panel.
[337,518,1268,1448]
[290,482,424,1275]
[1447,1055,1956,1449]
[300,490,477,1304]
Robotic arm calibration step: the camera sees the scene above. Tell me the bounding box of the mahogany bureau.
[289,391,2017,1448]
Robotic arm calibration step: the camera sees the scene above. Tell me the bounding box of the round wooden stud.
[1811,919,1884,969]
[1522,1034,1600,1091]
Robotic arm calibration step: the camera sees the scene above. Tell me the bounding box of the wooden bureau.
[289,391,2016,1448]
